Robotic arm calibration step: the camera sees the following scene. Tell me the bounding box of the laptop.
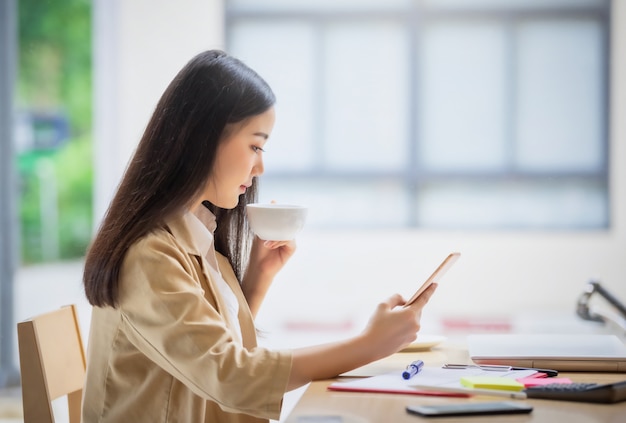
[467,334,626,372]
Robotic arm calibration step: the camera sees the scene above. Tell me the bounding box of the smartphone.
[406,401,533,417]
[404,252,460,307]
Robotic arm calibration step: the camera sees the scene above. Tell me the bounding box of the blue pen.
[402,360,424,380]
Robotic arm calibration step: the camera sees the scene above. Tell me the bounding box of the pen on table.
[511,367,559,377]
[411,384,528,400]
[402,360,424,380]
[443,364,558,377]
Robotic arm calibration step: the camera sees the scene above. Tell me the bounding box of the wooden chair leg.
[68,390,82,423]
[17,320,55,423]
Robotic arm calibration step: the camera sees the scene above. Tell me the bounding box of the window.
[226,0,610,230]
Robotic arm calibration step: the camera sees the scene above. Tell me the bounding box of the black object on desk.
[406,402,533,417]
[525,380,626,403]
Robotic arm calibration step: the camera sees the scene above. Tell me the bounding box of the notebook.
[467,334,626,372]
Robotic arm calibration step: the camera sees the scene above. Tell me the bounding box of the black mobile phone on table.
[406,401,533,418]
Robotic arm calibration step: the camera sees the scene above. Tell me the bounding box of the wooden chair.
[17,304,86,423]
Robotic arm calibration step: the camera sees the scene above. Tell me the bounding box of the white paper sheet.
[328,366,537,396]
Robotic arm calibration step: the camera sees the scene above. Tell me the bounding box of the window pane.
[515,20,603,172]
[419,22,507,171]
[323,21,409,171]
[229,20,317,171]
[418,180,607,228]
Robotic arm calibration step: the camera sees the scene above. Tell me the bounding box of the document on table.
[327,366,537,397]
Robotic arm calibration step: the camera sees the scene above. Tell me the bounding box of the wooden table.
[284,340,626,423]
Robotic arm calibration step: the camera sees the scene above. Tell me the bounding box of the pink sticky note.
[517,376,573,387]
[525,372,548,379]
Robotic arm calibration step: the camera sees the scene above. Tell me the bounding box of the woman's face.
[198,107,275,210]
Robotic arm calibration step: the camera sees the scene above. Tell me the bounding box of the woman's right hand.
[287,283,437,391]
[361,283,438,360]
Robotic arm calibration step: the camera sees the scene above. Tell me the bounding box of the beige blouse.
[81,210,293,423]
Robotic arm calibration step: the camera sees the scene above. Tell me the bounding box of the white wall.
[93,1,626,327]
[93,0,225,221]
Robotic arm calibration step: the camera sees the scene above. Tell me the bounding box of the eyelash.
[252,146,265,153]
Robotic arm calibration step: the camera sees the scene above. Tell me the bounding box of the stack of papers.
[328,366,538,397]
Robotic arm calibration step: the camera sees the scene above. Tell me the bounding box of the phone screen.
[406,401,533,417]
[404,252,460,307]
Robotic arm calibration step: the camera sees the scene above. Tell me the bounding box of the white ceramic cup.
[246,203,308,241]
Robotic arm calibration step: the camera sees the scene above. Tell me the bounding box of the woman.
[82,49,436,423]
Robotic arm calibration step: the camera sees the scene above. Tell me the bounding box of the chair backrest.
[17,304,86,423]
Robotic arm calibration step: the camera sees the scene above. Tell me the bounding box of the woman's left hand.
[250,237,296,278]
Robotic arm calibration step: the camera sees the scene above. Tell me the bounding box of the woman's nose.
[253,156,264,176]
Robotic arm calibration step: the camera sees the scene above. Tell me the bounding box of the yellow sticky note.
[460,376,525,392]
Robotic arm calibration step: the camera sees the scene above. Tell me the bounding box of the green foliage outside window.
[17,0,93,264]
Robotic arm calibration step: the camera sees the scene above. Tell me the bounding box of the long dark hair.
[84,50,276,308]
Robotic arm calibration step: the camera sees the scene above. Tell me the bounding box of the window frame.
[225,0,611,230]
